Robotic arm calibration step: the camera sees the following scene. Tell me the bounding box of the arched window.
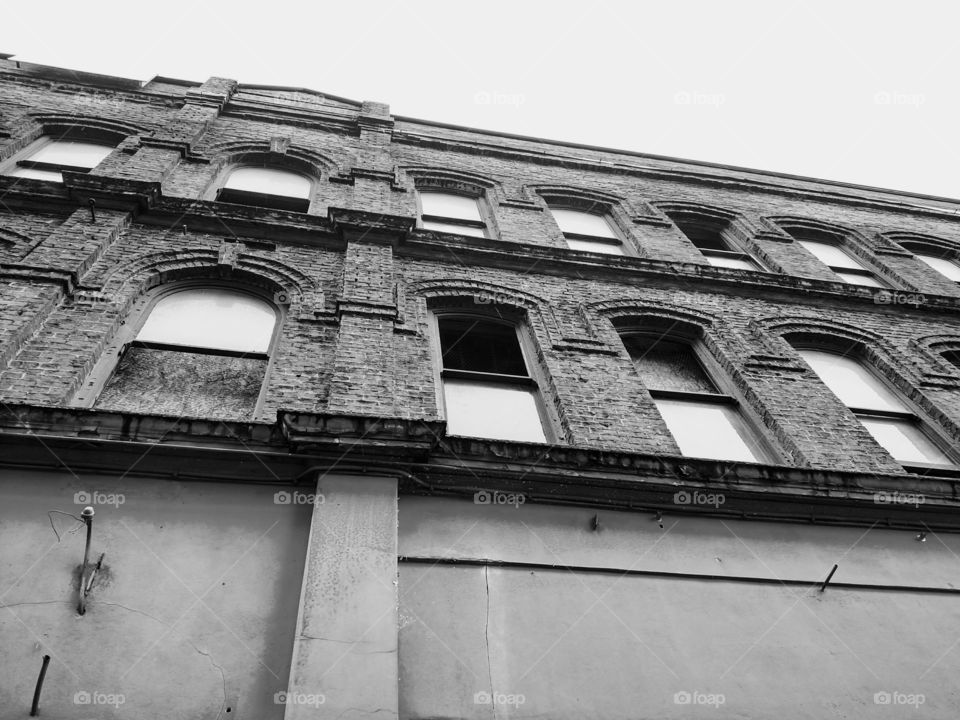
[433,313,549,442]
[417,189,488,237]
[797,348,954,468]
[547,203,625,255]
[784,227,886,287]
[664,212,763,270]
[621,329,772,462]
[92,286,280,419]
[2,134,116,183]
[216,166,312,212]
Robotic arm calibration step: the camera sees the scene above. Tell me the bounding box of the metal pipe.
[78,507,94,615]
[820,563,839,592]
[29,655,50,716]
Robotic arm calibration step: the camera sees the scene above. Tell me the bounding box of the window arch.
[617,320,773,462]
[86,284,281,419]
[662,209,763,270]
[216,165,313,212]
[2,128,118,183]
[431,309,550,442]
[793,344,955,469]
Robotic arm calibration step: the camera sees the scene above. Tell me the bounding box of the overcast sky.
[3,1,958,199]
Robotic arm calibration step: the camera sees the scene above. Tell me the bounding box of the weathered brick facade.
[2,58,960,719]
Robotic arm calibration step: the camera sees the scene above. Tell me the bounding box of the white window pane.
[799,350,906,412]
[798,239,866,271]
[917,254,960,282]
[137,289,276,353]
[860,417,953,465]
[566,238,624,255]
[443,380,546,443]
[28,140,113,169]
[654,398,762,462]
[835,271,885,287]
[551,208,617,238]
[420,192,482,222]
[706,255,758,270]
[9,167,63,182]
[225,167,311,199]
[422,220,486,237]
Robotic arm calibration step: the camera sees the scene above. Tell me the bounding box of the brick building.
[1,57,959,719]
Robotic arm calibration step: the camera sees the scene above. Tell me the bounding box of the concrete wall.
[0,469,311,719]
[398,496,960,719]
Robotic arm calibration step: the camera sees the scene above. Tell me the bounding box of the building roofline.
[393,113,960,207]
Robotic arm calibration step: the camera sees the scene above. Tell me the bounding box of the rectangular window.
[419,191,487,238]
[624,334,769,462]
[797,239,886,287]
[798,349,954,467]
[550,206,625,255]
[917,253,960,282]
[6,139,114,183]
[436,316,548,443]
[667,215,763,271]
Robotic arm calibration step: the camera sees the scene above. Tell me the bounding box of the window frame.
[903,244,960,284]
[546,201,628,256]
[794,344,957,471]
[212,164,315,213]
[415,188,490,238]
[665,212,765,271]
[1,133,117,182]
[72,281,284,414]
[429,310,555,443]
[620,328,777,463]
[783,227,889,287]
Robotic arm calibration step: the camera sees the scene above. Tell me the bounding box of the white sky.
[3,0,958,199]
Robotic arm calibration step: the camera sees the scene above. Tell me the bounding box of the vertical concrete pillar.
[284,474,399,720]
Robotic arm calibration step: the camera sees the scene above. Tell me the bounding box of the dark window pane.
[623,335,716,393]
[439,317,528,376]
[672,218,729,251]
